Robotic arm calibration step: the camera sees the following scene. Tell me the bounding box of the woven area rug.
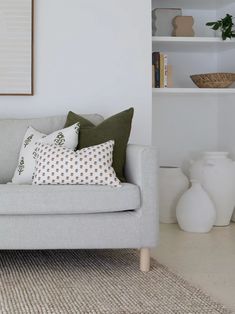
[0,250,231,314]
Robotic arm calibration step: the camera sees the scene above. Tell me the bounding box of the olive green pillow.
[64,108,134,182]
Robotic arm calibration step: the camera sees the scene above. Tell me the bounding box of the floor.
[151,223,235,312]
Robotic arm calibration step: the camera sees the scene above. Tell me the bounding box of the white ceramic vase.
[159,167,189,223]
[176,181,216,233]
[190,152,235,226]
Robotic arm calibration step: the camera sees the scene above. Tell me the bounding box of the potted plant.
[206,14,235,40]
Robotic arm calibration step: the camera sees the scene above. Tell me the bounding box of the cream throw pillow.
[33,141,121,187]
[12,123,80,184]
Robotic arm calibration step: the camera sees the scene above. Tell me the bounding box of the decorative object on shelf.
[176,180,216,233]
[172,16,195,37]
[0,0,33,95]
[159,166,189,223]
[190,152,235,226]
[206,14,235,40]
[152,8,182,36]
[190,73,235,88]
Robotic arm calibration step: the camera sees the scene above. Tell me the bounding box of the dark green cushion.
[64,108,134,182]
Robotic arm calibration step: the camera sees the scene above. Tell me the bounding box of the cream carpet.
[0,250,231,314]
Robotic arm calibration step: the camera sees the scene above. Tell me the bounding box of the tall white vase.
[159,167,189,223]
[190,152,235,226]
[176,181,216,233]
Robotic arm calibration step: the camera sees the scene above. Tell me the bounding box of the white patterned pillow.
[33,141,121,187]
[12,123,80,184]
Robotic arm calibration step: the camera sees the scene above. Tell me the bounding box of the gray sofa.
[0,114,158,272]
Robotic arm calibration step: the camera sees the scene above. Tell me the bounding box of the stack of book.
[152,52,173,88]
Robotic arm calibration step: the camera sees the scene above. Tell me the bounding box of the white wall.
[217,3,235,156]
[152,94,219,174]
[218,96,235,158]
[0,0,152,145]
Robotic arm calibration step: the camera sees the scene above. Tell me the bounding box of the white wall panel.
[0,0,152,145]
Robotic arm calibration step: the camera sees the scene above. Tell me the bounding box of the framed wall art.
[0,0,33,95]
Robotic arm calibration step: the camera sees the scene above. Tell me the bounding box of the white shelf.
[152,0,234,10]
[152,37,235,44]
[152,37,235,52]
[152,88,235,94]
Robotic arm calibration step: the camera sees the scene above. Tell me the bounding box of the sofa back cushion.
[0,114,103,184]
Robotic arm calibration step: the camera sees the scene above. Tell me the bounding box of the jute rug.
[0,250,231,314]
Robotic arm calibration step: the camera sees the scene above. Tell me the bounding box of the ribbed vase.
[190,152,235,226]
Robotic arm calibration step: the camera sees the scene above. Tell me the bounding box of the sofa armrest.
[125,144,159,247]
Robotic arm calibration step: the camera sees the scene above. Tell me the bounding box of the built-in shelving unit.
[151,0,235,169]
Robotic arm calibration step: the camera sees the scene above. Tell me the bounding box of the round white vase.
[176,181,216,233]
[190,152,235,226]
[159,167,189,223]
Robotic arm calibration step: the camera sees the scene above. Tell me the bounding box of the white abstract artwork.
[0,0,33,95]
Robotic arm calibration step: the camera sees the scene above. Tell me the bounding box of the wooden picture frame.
[0,0,34,95]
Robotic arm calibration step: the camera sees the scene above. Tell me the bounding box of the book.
[160,54,168,88]
[160,54,164,88]
[152,52,170,88]
[164,54,168,88]
[167,64,173,88]
[152,65,155,88]
[152,52,160,88]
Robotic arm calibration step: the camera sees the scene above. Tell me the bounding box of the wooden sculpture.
[172,16,195,37]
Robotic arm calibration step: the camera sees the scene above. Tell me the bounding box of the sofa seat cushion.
[0,183,140,215]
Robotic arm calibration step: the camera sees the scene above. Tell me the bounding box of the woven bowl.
[190,73,235,88]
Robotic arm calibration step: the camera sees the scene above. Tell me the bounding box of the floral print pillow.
[33,141,120,187]
[12,123,80,184]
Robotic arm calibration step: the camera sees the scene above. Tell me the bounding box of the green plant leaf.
[212,23,220,30]
[206,22,216,26]
[206,14,234,40]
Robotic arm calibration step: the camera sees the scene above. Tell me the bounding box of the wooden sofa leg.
[140,248,150,272]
